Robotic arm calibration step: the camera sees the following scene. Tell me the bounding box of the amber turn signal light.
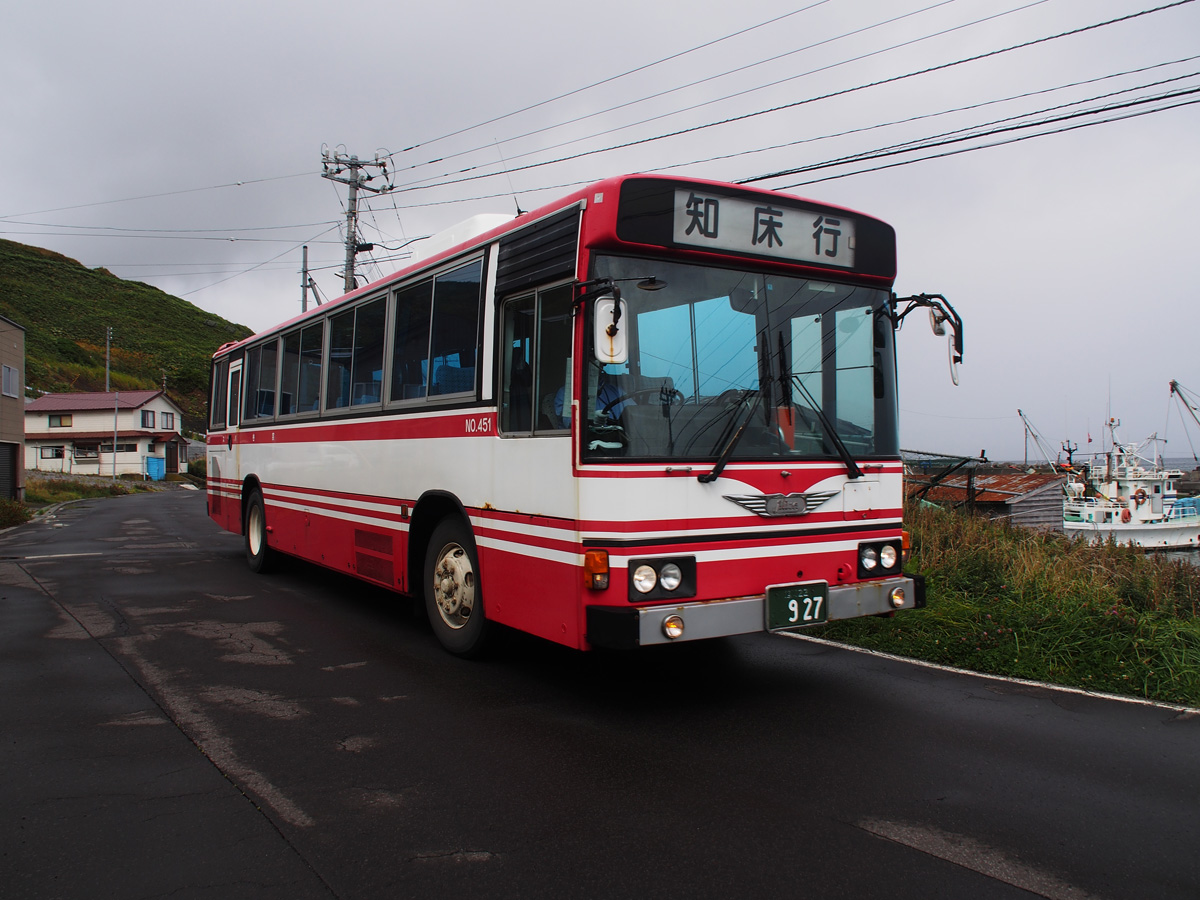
[584,549,609,590]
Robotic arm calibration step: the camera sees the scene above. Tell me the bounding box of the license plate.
[766,582,828,631]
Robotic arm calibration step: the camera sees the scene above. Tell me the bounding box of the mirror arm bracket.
[891,292,963,363]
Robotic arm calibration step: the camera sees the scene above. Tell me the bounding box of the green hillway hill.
[0,239,253,433]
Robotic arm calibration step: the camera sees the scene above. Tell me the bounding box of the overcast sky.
[2,0,1197,460]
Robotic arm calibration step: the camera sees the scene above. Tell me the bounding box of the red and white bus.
[207,175,962,656]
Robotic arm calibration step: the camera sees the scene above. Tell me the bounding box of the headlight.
[659,563,683,591]
[632,564,658,593]
[860,547,879,571]
[627,557,696,601]
[880,544,898,570]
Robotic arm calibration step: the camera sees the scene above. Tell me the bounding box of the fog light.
[632,565,657,593]
[890,587,906,608]
[662,615,685,639]
[659,562,682,591]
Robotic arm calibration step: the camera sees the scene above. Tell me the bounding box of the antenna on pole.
[320,146,393,295]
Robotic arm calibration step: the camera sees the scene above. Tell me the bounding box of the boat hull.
[1063,519,1200,549]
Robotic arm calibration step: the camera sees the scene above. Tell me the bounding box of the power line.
[655,55,1200,175]
[768,93,1200,188]
[387,0,1196,195]
[393,0,835,158]
[388,0,971,181]
[0,172,311,220]
[741,78,1200,184]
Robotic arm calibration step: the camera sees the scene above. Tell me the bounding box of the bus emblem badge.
[723,491,838,517]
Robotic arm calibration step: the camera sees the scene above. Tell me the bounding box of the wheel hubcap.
[433,542,474,630]
[248,505,264,555]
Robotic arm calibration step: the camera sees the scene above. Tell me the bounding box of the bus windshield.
[582,255,899,462]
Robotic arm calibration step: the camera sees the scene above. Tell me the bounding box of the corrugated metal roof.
[26,390,162,412]
[907,471,1064,504]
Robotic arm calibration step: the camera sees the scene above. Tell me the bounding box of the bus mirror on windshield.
[594,294,628,365]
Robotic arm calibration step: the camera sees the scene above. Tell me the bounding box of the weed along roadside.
[821,502,1200,708]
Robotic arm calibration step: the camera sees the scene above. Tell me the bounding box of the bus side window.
[326,309,355,410]
[429,260,483,397]
[534,284,574,431]
[241,340,279,421]
[280,330,300,415]
[210,359,229,430]
[391,280,433,402]
[500,295,535,432]
[499,284,573,434]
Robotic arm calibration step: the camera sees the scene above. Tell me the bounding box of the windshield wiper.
[788,375,863,480]
[698,389,761,483]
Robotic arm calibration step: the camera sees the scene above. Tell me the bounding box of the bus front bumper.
[585,574,924,650]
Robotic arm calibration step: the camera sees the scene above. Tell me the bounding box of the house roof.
[26,390,164,412]
[27,430,188,444]
[906,471,1065,505]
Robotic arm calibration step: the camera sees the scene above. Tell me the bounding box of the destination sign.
[671,189,856,269]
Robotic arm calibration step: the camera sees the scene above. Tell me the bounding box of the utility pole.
[105,327,112,391]
[301,245,309,313]
[320,147,393,294]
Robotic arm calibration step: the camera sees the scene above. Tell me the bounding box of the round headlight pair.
[860,544,899,572]
[633,562,683,594]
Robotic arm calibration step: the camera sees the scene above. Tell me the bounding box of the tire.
[424,518,489,657]
[244,489,276,574]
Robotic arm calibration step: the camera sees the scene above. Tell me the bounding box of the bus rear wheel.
[424,518,489,657]
[244,489,276,574]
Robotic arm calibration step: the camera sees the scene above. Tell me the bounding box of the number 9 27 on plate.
[766,582,829,632]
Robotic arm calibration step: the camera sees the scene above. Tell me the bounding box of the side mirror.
[929,308,946,336]
[593,294,628,364]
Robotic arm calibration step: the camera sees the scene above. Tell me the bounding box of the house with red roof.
[25,390,188,479]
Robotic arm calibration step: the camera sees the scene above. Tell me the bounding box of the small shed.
[907,469,1067,531]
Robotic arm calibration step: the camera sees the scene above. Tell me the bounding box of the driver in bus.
[554,371,630,428]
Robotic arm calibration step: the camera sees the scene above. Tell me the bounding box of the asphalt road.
[2,491,1197,899]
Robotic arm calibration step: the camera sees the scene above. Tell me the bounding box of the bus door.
[208,357,242,532]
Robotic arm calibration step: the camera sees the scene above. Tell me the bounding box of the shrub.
[0,497,31,529]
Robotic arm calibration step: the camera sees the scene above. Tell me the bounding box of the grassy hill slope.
[0,239,253,432]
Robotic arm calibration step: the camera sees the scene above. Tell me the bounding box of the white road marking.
[858,818,1103,900]
[780,632,1200,714]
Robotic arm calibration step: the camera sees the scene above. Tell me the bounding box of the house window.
[49,414,72,427]
[99,442,137,454]
[161,412,174,430]
[141,410,155,428]
[2,365,17,398]
[74,444,99,459]
[40,446,65,459]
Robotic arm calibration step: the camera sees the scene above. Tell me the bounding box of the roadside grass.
[820,503,1200,708]
[24,475,145,506]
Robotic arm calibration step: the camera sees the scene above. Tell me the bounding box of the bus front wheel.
[424,518,489,657]
[244,489,276,574]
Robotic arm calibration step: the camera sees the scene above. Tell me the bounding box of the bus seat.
[433,365,476,395]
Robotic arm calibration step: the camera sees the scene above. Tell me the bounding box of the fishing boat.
[1062,421,1200,549]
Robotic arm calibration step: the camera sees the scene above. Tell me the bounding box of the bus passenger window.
[280,330,300,415]
[391,280,433,402]
[429,260,482,396]
[350,298,385,405]
[298,323,323,411]
[210,359,229,430]
[242,341,278,420]
[326,310,355,410]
